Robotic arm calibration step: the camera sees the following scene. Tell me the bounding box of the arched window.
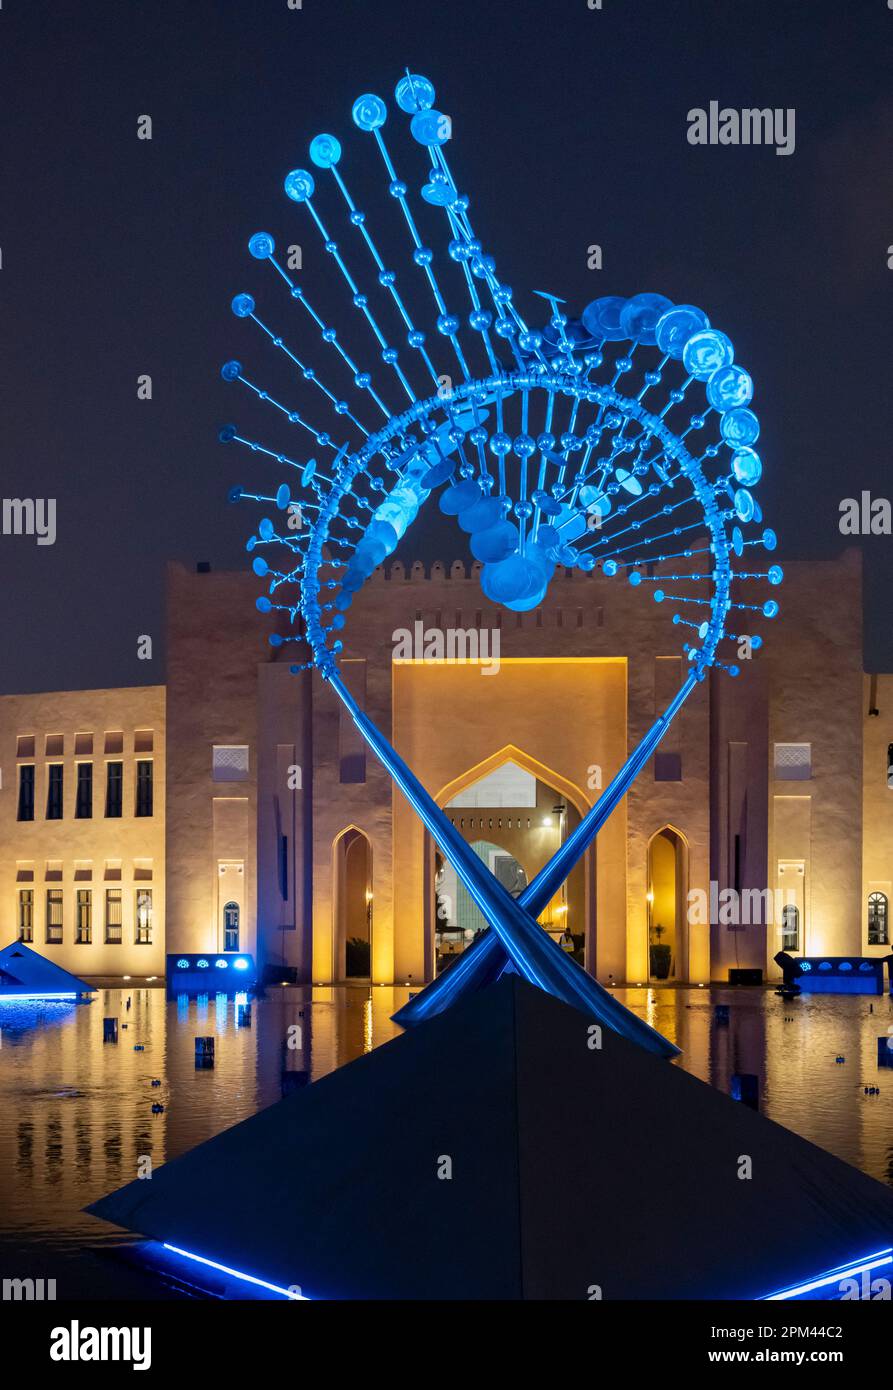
[781,903,800,952]
[223,901,240,952]
[868,892,889,946]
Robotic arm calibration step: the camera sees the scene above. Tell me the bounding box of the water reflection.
[0,983,892,1265]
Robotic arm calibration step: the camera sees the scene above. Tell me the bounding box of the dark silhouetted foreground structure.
[89,977,893,1299]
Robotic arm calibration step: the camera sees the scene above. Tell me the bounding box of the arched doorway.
[427,754,591,977]
[217,860,245,955]
[647,826,689,982]
[333,828,372,980]
[869,892,889,946]
[781,903,800,952]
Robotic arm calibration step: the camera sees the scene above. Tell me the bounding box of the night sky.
[2,0,891,693]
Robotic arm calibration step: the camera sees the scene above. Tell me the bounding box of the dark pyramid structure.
[88,976,893,1299]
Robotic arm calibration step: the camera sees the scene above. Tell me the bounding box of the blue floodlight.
[215,959,229,969]
[233,958,249,970]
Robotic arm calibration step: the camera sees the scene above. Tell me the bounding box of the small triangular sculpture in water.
[88,977,893,1300]
[0,940,93,999]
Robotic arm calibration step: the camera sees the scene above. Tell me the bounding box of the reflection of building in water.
[4,990,169,1237]
[1,548,892,985]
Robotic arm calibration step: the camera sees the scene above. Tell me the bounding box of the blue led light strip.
[0,991,78,1001]
[762,1248,893,1301]
[162,1243,308,1299]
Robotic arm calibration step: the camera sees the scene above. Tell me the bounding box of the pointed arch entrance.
[333,826,373,980]
[426,747,594,979]
[646,825,690,982]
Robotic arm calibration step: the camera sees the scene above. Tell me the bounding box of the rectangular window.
[75,889,92,944]
[774,743,811,781]
[134,729,154,753]
[16,735,35,759]
[135,889,153,945]
[74,733,93,756]
[654,752,683,782]
[105,888,122,944]
[46,765,63,820]
[75,763,93,819]
[135,760,153,817]
[105,762,123,818]
[17,765,35,821]
[18,889,34,942]
[212,745,250,782]
[45,888,63,944]
[279,834,289,900]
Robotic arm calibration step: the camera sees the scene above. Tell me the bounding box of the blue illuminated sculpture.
[222,72,781,1056]
[0,941,93,1002]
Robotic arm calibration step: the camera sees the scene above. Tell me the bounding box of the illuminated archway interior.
[433,760,585,974]
[648,827,688,981]
[334,829,372,979]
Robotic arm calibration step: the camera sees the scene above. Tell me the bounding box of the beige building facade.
[1,550,890,987]
[0,685,165,978]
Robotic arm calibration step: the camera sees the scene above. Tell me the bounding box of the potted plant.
[346,936,371,977]
[649,923,672,980]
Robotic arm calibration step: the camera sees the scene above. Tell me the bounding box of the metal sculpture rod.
[327,669,680,1055]
[393,669,700,1027]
